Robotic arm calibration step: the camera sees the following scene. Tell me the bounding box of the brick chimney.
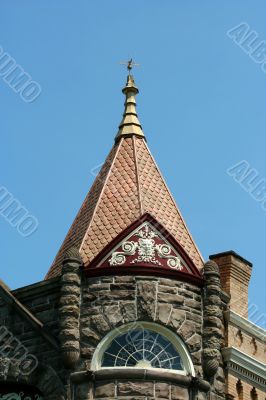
[209,251,252,318]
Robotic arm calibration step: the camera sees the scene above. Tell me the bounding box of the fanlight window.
[92,322,194,375]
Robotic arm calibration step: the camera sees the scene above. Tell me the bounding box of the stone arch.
[0,357,65,400]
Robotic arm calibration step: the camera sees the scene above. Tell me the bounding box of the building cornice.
[222,347,266,391]
[224,310,266,343]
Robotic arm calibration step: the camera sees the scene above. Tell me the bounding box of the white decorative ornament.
[108,241,137,266]
[108,223,182,270]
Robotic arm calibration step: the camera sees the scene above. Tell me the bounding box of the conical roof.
[46,73,203,279]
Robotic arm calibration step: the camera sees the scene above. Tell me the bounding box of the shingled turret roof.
[46,73,204,279]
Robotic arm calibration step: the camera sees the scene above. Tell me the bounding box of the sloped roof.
[45,74,204,279]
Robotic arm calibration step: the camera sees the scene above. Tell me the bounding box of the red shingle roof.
[46,135,204,279]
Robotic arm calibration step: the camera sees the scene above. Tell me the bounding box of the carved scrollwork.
[109,241,137,265]
[156,244,182,270]
[109,223,182,270]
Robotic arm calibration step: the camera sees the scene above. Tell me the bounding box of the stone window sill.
[71,368,210,392]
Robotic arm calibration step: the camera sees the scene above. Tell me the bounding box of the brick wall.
[227,324,266,364]
[210,252,252,318]
[227,375,265,400]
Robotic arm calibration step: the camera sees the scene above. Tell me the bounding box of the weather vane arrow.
[120,58,140,73]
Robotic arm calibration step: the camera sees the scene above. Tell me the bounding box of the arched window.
[92,322,195,376]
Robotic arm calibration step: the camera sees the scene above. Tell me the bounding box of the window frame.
[91,321,195,376]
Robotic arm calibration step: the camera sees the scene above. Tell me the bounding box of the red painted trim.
[83,212,203,285]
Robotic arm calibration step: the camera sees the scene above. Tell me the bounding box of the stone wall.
[75,273,225,400]
[0,269,226,400]
[80,275,203,376]
[74,379,194,400]
[0,278,66,399]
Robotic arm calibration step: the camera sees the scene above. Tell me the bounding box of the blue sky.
[1,1,266,326]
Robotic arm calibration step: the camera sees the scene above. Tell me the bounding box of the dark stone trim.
[70,369,210,392]
[0,280,59,350]
[209,251,252,268]
[12,277,61,301]
[59,255,82,368]
[221,290,230,304]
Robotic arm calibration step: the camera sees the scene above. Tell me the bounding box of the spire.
[45,68,204,279]
[115,72,145,142]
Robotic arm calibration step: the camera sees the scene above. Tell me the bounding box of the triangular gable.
[85,214,203,285]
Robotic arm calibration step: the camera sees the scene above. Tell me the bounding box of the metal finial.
[116,59,144,142]
[120,58,140,73]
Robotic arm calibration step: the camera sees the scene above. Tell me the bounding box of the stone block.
[75,383,90,400]
[59,305,79,318]
[178,320,196,340]
[178,289,194,299]
[157,303,172,324]
[111,283,135,291]
[184,284,201,294]
[155,382,170,398]
[187,333,202,353]
[185,312,202,325]
[121,301,137,322]
[213,377,225,395]
[61,273,80,285]
[203,316,223,329]
[61,283,80,296]
[168,309,186,330]
[59,327,79,341]
[171,385,189,400]
[96,291,135,304]
[137,281,157,320]
[82,292,97,302]
[103,305,123,326]
[59,295,80,307]
[191,350,202,364]
[95,381,116,398]
[159,278,181,287]
[158,285,178,294]
[88,283,110,292]
[89,314,110,335]
[157,293,184,305]
[184,299,202,311]
[117,381,154,396]
[81,327,101,345]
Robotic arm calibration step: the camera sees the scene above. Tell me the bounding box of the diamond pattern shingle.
[46,136,203,279]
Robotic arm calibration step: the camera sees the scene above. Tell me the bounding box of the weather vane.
[120,58,140,73]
